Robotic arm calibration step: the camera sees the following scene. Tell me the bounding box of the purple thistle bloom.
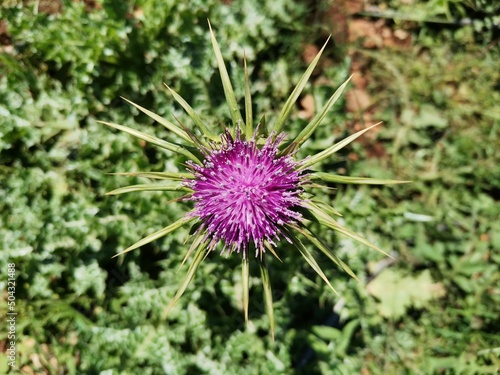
[103,24,400,335]
[186,128,306,256]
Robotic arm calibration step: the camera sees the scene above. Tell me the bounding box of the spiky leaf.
[312,172,409,185]
[242,255,250,323]
[286,229,339,296]
[180,231,205,268]
[109,171,194,180]
[292,224,359,282]
[305,201,391,258]
[301,122,381,169]
[310,200,343,217]
[121,97,193,144]
[259,256,275,340]
[98,120,202,164]
[112,217,196,258]
[291,76,352,148]
[244,54,253,139]
[164,85,219,141]
[163,243,206,318]
[105,182,190,195]
[273,37,330,133]
[208,20,244,127]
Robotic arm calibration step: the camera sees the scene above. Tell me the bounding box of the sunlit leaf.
[108,171,194,180]
[301,122,381,169]
[180,230,205,268]
[273,37,330,134]
[121,97,193,144]
[259,256,275,340]
[310,199,343,217]
[98,120,202,164]
[105,182,190,195]
[264,240,282,262]
[312,172,410,185]
[112,217,196,258]
[286,229,339,296]
[244,54,253,139]
[163,243,206,318]
[292,224,359,282]
[242,255,250,323]
[305,201,391,258]
[367,269,445,318]
[164,84,219,141]
[291,76,352,148]
[208,20,244,128]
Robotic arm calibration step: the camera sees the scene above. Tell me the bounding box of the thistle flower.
[185,128,305,256]
[101,23,405,338]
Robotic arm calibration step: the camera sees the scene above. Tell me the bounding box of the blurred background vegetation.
[0,0,498,373]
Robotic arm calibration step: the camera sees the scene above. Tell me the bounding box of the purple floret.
[186,129,305,256]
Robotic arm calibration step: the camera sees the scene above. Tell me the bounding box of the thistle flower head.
[102,22,406,338]
[186,129,305,256]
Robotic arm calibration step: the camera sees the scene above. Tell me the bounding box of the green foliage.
[369,0,499,44]
[0,0,498,374]
[367,269,445,318]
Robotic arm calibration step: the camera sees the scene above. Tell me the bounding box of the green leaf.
[98,120,202,164]
[164,84,219,141]
[264,240,282,262]
[302,182,337,191]
[367,269,446,318]
[310,200,343,217]
[304,201,391,258]
[311,320,360,357]
[208,20,244,128]
[180,230,205,268]
[242,255,250,323]
[311,172,410,185]
[335,319,359,357]
[171,114,212,151]
[292,224,359,282]
[273,37,330,134]
[244,54,253,139]
[109,171,194,180]
[257,114,268,138]
[112,217,196,258]
[292,76,352,147]
[286,229,339,296]
[300,122,381,169]
[307,332,331,355]
[163,243,206,318]
[105,182,191,195]
[121,97,193,144]
[259,256,275,340]
[312,325,341,341]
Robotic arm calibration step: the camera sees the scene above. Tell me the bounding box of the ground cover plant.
[0,0,499,374]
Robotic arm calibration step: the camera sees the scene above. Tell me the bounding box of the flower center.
[187,131,304,255]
